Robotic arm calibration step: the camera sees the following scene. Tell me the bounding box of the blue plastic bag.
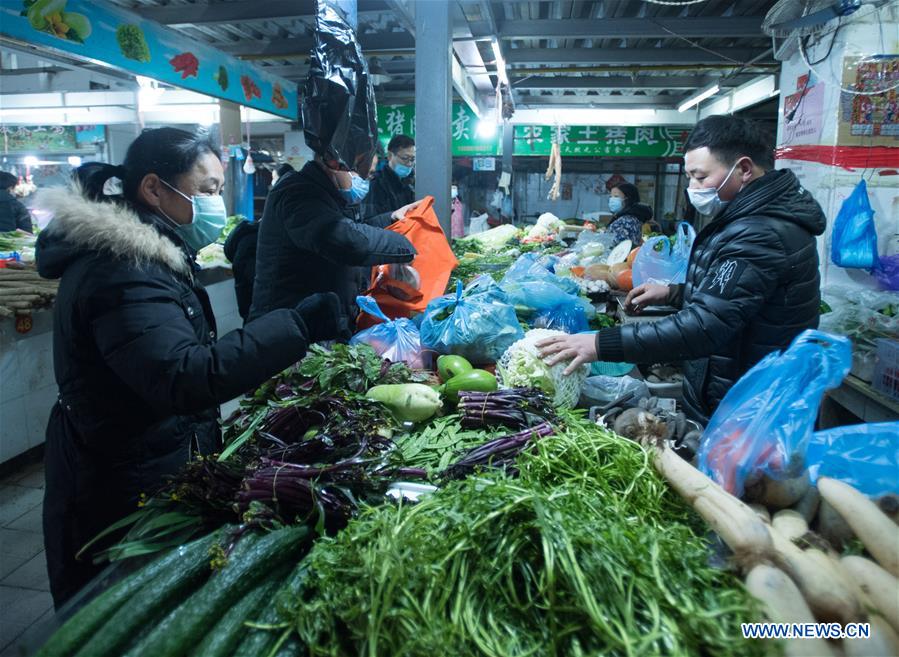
[873,254,899,291]
[500,254,589,333]
[697,330,852,496]
[420,279,524,365]
[806,422,899,497]
[350,296,428,368]
[632,222,696,287]
[831,179,879,269]
[502,253,580,295]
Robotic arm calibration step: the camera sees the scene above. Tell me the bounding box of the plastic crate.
[872,339,899,401]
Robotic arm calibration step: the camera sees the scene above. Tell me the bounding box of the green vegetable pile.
[295,413,765,657]
[38,344,768,657]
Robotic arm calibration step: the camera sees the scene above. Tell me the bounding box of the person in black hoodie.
[0,171,32,233]
[607,181,653,245]
[248,155,418,323]
[362,134,415,218]
[35,128,348,607]
[538,115,825,423]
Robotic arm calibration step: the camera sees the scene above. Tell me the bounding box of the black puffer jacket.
[223,219,259,321]
[363,164,414,218]
[249,161,415,322]
[35,187,314,606]
[597,169,825,422]
[0,189,33,232]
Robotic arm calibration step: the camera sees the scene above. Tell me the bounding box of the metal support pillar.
[414,0,452,235]
[502,119,513,222]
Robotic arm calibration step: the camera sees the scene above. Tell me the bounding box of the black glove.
[295,292,351,343]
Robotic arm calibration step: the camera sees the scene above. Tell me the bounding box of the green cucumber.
[190,570,285,657]
[122,526,310,657]
[441,369,498,404]
[233,561,309,657]
[36,530,221,657]
[273,636,304,656]
[72,530,226,657]
[437,354,473,382]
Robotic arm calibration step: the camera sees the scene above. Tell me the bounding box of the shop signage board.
[0,0,297,119]
[0,125,77,151]
[377,104,500,156]
[513,126,690,158]
[473,157,495,171]
[376,104,689,158]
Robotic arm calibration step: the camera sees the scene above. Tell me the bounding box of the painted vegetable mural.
[116,23,151,62]
[169,52,199,79]
[21,0,91,43]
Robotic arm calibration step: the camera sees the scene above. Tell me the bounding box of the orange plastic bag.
[358,196,458,329]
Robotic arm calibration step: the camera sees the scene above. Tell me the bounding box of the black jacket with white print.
[596,168,826,422]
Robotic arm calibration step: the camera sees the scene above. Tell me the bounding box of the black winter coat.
[249,161,415,322]
[0,189,33,232]
[597,169,825,422]
[35,187,314,606]
[362,164,415,218]
[223,219,259,321]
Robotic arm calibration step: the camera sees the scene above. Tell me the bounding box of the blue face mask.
[339,174,370,204]
[609,196,625,214]
[392,161,413,179]
[161,180,227,251]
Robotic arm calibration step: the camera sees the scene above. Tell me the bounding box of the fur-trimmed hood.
[35,186,191,280]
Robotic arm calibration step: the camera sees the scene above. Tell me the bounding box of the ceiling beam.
[514,94,679,108]
[512,75,752,90]
[488,17,764,40]
[218,32,414,57]
[506,48,767,65]
[133,0,389,26]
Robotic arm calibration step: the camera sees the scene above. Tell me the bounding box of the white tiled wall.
[0,276,241,465]
[0,311,56,464]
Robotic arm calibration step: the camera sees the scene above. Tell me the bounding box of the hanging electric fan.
[762,0,891,61]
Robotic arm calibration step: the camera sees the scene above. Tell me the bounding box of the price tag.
[15,314,33,334]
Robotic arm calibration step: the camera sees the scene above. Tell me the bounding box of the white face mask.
[451,185,458,199]
[687,160,742,216]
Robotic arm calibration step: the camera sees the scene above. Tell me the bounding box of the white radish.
[842,617,899,657]
[769,526,861,623]
[749,503,771,524]
[650,445,773,570]
[818,478,899,576]
[841,556,899,635]
[773,510,810,543]
[745,564,837,657]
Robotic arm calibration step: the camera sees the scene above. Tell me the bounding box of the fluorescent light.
[67,156,82,167]
[23,156,38,166]
[136,75,165,111]
[476,119,497,138]
[678,83,720,113]
[491,38,508,86]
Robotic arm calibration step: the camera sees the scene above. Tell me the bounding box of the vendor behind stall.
[0,170,33,233]
[35,128,348,607]
[363,134,415,218]
[538,115,825,423]
[607,182,653,246]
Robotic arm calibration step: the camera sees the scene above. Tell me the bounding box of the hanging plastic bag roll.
[830,178,880,270]
[300,2,378,173]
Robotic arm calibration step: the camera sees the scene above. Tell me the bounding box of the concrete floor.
[0,459,51,656]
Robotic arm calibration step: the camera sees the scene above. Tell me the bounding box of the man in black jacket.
[363,134,415,218]
[248,157,417,323]
[538,115,825,422]
[0,171,32,232]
